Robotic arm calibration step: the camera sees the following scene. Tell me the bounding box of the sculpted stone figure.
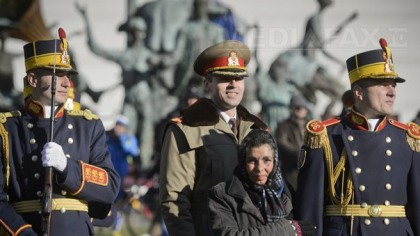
[173,0,225,96]
[76,4,178,169]
[0,26,23,112]
[257,0,354,135]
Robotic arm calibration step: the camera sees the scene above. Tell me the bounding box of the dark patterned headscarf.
[235,129,287,223]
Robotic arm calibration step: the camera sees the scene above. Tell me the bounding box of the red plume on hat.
[379,38,391,60]
[58,28,70,65]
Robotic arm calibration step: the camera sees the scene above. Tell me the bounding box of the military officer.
[159,40,268,236]
[0,28,120,236]
[294,38,420,236]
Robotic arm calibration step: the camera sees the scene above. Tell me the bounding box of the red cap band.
[203,56,245,75]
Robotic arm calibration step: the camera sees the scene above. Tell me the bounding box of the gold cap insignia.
[227,51,240,66]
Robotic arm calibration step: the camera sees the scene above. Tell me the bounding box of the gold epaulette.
[67,109,98,121]
[0,111,18,193]
[170,116,183,124]
[406,122,420,152]
[0,122,10,193]
[0,111,21,124]
[304,119,339,149]
[389,119,420,152]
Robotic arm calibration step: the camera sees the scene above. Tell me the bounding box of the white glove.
[42,142,68,172]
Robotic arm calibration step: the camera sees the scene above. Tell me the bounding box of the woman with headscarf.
[209,129,315,236]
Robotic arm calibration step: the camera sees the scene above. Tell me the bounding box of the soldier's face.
[204,75,244,116]
[28,70,71,105]
[245,144,274,185]
[355,79,397,119]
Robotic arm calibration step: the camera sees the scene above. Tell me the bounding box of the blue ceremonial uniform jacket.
[0,98,120,236]
[294,110,420,236]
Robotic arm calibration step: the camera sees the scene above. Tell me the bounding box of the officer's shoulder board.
[305,118,340,149]
[67,109,98,121]
[298,118,340,170]
[0,111,21,124]
[169,116,183,124]
[389,119,420,152]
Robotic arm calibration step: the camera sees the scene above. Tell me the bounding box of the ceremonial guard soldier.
[0,29,120,235]
[294,39,420,236]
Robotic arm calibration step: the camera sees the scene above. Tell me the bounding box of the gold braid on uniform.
[0,123,9,192]
[0,111,21,192]
[406,122,420,152]
[305,120,354,208]
[303,121,328,149]
[325,148,353,207]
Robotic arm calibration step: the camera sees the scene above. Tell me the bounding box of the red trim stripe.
[203,56,245,75]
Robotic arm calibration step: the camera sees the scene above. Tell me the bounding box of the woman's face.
[245,144,274,185]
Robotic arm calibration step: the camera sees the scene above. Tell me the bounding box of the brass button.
[355,167,362,174]
[68,124,73,130]
[385,183,392,190]
[384,218,390,225]
[347,135,354,141]
[368,205,382,217]
[352,150,358,157]
[386,150,392,156]
[68,138,74,144]
[385,137,391,143]
[30,138,36,144]
[384,200,390,206]
[27,123,34,129]
[37,191,43,197]
[61,190,67,196]
[34,173,40,179]
[361,202,368,208]
[32,155,38,162]
[359,185,366,192]
[385,165,391,171]
[364,219,371,225]
[60,207,66,213]
[66,154,71,159]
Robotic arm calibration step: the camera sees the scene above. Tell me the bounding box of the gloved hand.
[42,142,68,172]
[291,220,316,236]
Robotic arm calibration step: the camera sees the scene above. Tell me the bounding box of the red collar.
[346,109,386,131]
[25,97,65,118]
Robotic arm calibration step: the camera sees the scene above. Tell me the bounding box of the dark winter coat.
[209,175,296,236]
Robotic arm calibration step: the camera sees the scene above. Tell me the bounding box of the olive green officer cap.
[194,40,251,77]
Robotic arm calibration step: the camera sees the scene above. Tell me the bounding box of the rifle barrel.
[41,43,58,235]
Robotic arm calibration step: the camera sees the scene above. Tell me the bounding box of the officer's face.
[204,75,244,116]
[354,79,397,119]
[28,69,71,105]
[245,144,274,185]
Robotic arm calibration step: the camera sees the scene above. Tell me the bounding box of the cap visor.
[395,77,405,83]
